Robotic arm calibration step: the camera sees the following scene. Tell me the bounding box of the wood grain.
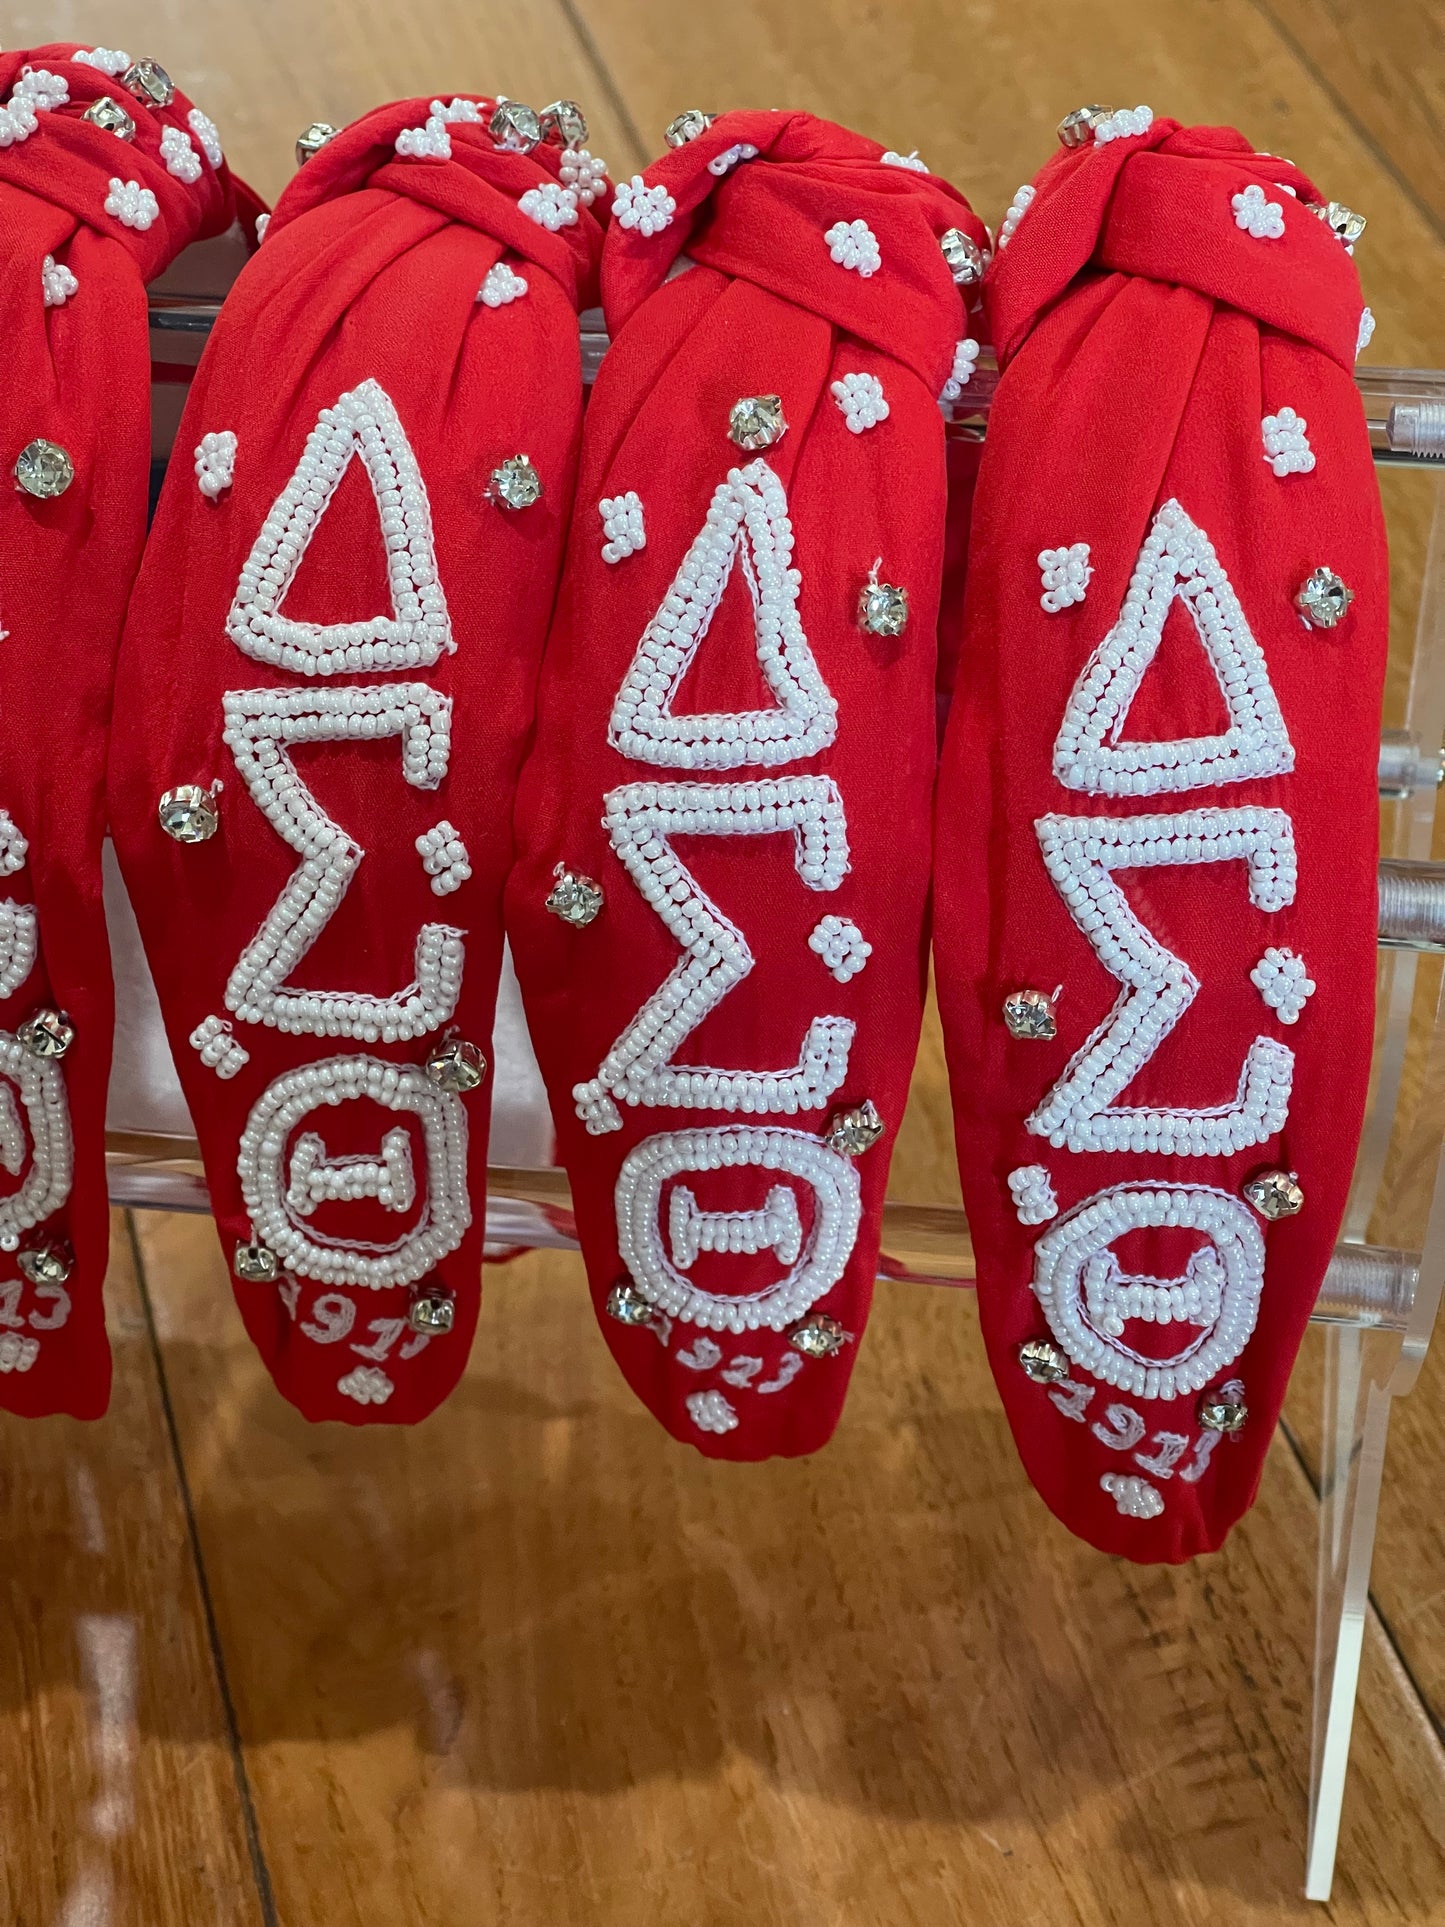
[0,1214,266,1927]
[131,1211,1445,1925]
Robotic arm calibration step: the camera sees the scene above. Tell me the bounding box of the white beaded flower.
[1261,407,1315,477]
[560,147,609,206]
[478,261,528,306]
[255,213,271,244]
[599,490,645,563]
[159,125,202,184]
[41,254,78,307]
[1007,1164,1058,1225]
[519,181,581,231]
[997,183,1035,249]
[429,97,483,123]
[1101,1473,1164,1520]
[1356,307,1376,359]
[0,1331,39,1373]
[105,178,160,231]
[1232,183,1285,240]
[395,116,451,160]
[830,371,889,433]
[613,175,675,236]
[808,914,871,983]
[194,429,237,499]
[416,820,472,896]
[940,338,980,405]
[1094,104,1153,144]
[188,107,224,167]
[880,149,929,173]
[1251,946,1315,1023]
[189,1014,248,1078]
[13,69,68,110]
[1038,542,1092,612]
[73,47,130,76]
[686,1388,739,1434]
[338,1365,394,1406]
[825,218,881,276]
[0,95,40,148]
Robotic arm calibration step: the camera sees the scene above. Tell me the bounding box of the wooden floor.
[4,0,1445,1921]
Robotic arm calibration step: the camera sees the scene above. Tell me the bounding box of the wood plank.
[0,1211,267,1927]
[1251,0,1445,232]
[27,0,644,204]
[133,1211,1445,1924]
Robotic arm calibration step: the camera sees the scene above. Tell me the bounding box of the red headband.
[109,96,605,1421]
[508,110,985,1455]
[935,114,1385,1557]
[0,44,247,1416]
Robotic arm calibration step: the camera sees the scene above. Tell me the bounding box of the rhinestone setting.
[789,1314,853,1358]
[123,58,174,107]
[489,454,543,510]
[18,1010,74,1060]
[1003,988,1058,1040]
[858,580,909,637]
[1294,567,1354,630]
[728,395,787,450]
[425,1038,487,1094]
[1243,1168,1304,1220]
[545,865,604,927]
[83,96,136,140]
[939,227,985,286]
[15,440,74,500]
[158,785,220,844]
[824,1099,885,1158]
[234,1240,279,1284]
[295,121,338,165]
[408,1283,456,1334]
[1019,1337,1070,1383]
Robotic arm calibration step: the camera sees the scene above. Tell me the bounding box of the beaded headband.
[508,109,988,1454]
[935,111,1385,1556]
[108,94,606,1420]
[0,44,247,1415]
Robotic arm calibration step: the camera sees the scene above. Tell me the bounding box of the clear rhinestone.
[295,121,338,165]
[14,440,74,500]
[858,581,909,637]
[1244,1168,1304,1220]
[789,1314,853,1358]
[545,864,604,927]
[824,1099,885,1157]
[939,227,985,286]
[488,454,543,510]
[489,100,542,152]
[539,99,588,148]
[1198,1392,1249,1433]
[158,785,219,844]
[408,1283,456,1335]
[607,1280,657,1326]
[122,58,174,107]
[425,1038,487,1094]
[1057,104,1111,147]
[1019,1337,1070,1383]
[233,1240,279,1284]
[18,1241,73,1287]
[82,96,136,140]
[728,394,787,451]
[1294,566,1354,630]
[1003,988,1057,1040]
[1320,200,1366,246]
[18,1009,74,1060]
[664,110,713,148]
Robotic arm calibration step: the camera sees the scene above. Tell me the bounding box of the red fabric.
[508,112,983,1457]
[935,120,1385,1558]
[0,46,246,1417]
[109,97,604,1422]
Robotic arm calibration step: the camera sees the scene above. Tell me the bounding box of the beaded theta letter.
[508,111,987,1458]
[110,97,606,1422]
[0,45,251,1418]
[934,117,1386,1557]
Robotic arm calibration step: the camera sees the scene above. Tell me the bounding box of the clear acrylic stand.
[132,265,1445,1899]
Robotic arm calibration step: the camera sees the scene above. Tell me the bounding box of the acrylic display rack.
[130,259,1445,1900]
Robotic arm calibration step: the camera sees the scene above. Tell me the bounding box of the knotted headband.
[508,109,986,1456]
[0,44,247,1416]
[109,95,605,1422]
[935,112,1385,1557]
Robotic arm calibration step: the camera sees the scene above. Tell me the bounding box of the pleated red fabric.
[109,96,605,1422]
[508,111,985,1457]
[935,115,1385,1558]
[0,44,249,1416]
